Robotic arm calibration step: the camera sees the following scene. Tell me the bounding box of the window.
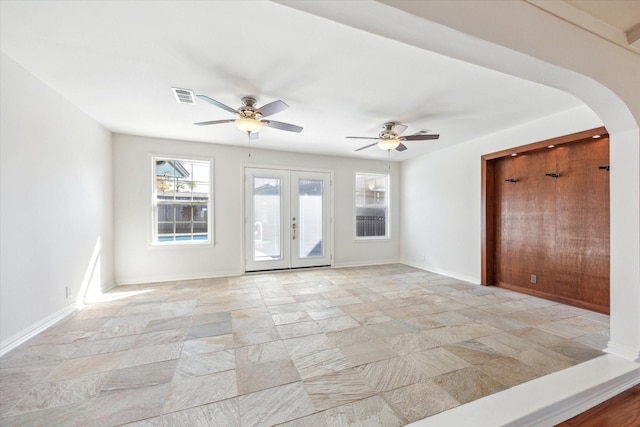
[152,157,211,244]
[355,172,389,239]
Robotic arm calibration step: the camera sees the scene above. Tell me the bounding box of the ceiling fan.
[194,95,303,139]
[347,122,439,151]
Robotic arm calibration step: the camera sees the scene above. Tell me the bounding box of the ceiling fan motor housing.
[379,122,400,139]
[238,97,261,119]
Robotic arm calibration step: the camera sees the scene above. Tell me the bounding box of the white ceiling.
[0,1,595,161]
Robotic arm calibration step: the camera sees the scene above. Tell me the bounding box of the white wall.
[0,52,113,352]
[113,134,400,284]
[400,106,602,282]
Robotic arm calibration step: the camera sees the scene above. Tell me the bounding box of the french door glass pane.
[253,177,281,261]
[298,179,323,258]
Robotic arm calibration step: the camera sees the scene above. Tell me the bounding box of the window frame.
[353,171,390,240]
[151,155,213,246]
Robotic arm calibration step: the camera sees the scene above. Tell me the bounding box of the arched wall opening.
[280,0,640,363]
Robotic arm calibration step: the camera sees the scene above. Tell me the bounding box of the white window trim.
[150,155,214,246]
[354,171,391,241]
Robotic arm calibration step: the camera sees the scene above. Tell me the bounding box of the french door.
[244,167,332,272]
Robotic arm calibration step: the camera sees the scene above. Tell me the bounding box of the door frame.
[242,163,334,273]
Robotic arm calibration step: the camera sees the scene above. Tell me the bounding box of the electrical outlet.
[530,274,537,284]
[65,286,71,299]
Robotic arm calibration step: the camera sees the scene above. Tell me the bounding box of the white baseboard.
[606,341,640,362]
[409,354,640,427]
[332,259,401,269]
[401,259,480,284]
[0,304,77,357]
[115,270,241,286]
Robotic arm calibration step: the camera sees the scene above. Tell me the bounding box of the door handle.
[292,217,296,240]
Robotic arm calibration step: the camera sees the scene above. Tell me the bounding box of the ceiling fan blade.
[395,143,408,152]
[263,120,303,133]
[392,124,408,135]
[196,95,238,114]
[257,100,289,117]
[194,119,235,126]
[355,142,378,151]
[402,133,440,141]
[345,136,379,140]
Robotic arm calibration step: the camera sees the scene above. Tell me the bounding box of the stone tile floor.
[0,264,609,426]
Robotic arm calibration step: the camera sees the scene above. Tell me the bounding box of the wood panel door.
[493,137,609,312]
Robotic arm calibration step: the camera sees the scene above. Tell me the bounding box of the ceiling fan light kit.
[377,139,401,150]
[235,117,263,133]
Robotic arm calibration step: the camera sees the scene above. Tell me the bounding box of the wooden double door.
[492,136,610,313]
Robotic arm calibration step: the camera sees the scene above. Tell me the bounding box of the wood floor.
[556,384,640,427]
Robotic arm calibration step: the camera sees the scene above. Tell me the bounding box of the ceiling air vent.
[171,87,196,104]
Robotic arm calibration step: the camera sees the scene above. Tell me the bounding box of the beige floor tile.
[162,398,239,427]
[119,342,183,369]
[476,332,537,356]
[339,339,396,366]
[233,326,280,346]
[237,358,300,395]
[276,321,323,339]
[432,366,506,403]
[509,327,568,347]
[236,340,289,365]
[133,328,188,348]
[357,356,426,392]
[316,315,360,333]
[537,315,608,339]
[574,330,610,350]
[291,347,353,379]
[282,333,334,359]
[383,380,460,422]
[9,372,110,416]
[365,321,413,338]
[238,381,315,426]
[180,334,236,356]
[351,310,394,325]
[173,349,235,379]
[326,326,376,347]
[267,302,305,315]
[477,356,543,387]
[102,359,177,394]
[383,332,434,355]
[271,311,311,325]
[163,370,237,413]
[512,347,577,375]
[442,340,503,365]
[303,367,376,411]
[0,264,609,427]
[397,315,443,332]
[405,347,470,378]
[549,340,604,363]
[280,395,405,427]
[307,306,346,320]
[46,351,126,381]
